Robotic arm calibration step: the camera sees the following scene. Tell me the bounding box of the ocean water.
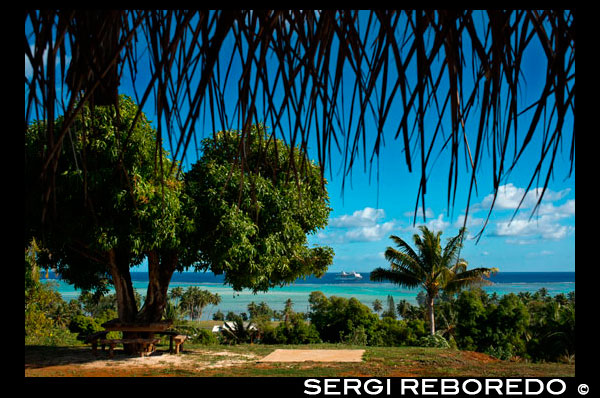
[42,271,575,320]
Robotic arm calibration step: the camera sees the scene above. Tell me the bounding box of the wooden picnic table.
[101,319,173,332]
[87,319,188,357]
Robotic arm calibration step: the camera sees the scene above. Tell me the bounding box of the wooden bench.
[98,338,161,358]
[155,330,188,354]
[85,331,110,355]
[171,334,188,354]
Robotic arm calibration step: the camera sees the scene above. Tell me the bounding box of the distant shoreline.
[42,271,575,284]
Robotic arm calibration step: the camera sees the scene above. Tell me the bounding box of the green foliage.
[453,288,574,362]
[191,329,219,345]
[183,125,334,292]
[481,294,529,357]
[179,286,221,321]
[261,312,322,345]
[522,291,575,362]
[418,333,451,349]
[212,310,225,321]
[163,300,184,322]
[308,291,381,345]
[25,95,188,295]
[371,317,428,347]
[381,295,397,319]
[372,299,383,314]
[226,311,248,321]
[247,301,275,320]
[25,241,81,345]
[221,315,258,344]
[454,289,487,351]
[484,345,514,361]
[68,315,103,340]
[370,226,497,335]
[341,325,369,346]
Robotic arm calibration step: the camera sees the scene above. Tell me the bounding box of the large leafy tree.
[25,95,188,324]
[25,99,333,326]
[370,226,498,335]
[183,125,334,292]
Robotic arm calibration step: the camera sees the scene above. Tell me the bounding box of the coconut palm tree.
[168,287,184,305]
[179,287,221,321]
[370,226,498,335]
[372,299,383,315]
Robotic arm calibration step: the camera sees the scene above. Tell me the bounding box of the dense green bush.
[308,291,380,344]
[307,291,431,347]
[452,288,574,362]
[25,245,81,346]
[418,333,451,348]
[68,314,103,340]
[260,313,322,344]
[369,317,428,347]
[192,328,219,345]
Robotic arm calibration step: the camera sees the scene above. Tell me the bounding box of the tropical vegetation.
[25,96,333,331]
[25,12,575,374]
[370,226,498,335]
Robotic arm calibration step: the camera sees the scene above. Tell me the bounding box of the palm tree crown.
[370,226,497,335]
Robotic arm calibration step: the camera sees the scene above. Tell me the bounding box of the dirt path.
[25,346,261,377]
[25,345,574,378]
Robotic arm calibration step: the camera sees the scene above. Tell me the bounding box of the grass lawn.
[24,342,574,378]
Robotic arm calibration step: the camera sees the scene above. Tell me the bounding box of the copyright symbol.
[578,384,589,395]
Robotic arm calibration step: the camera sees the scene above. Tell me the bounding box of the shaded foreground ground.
[25,344,574,377]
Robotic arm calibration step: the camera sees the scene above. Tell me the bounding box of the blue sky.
[26,11,575,273]
[306,140,575,273]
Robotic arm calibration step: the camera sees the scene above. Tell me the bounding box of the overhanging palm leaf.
[25,10,575,237]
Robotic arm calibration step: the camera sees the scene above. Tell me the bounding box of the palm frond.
[387,235,421,264]
[441,227,466,267]
[25,10,575,234]
[444,266,498,294]
[369,267,422,289]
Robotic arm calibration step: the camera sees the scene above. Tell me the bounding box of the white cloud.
[423,214,450,232]
[468,184,574,242]
[329,207,385,228]
[403,208,434,219]
[25,43,71,80]
[344,221,396,242]
[320,207,397,243]
[475,183,571,212]
[453,214,484,230]
[537,199,575,217]
[491,213,574,241]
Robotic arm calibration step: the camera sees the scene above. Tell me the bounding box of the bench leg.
[108,343,115,358]
[169,336,174,354]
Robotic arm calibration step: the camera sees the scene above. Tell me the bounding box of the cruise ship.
[337,271,363,280]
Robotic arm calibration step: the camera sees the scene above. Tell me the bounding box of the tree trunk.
[107,248,138,322]
[136,249,178,323]
[427,295,436,336]
[107,248,140,354]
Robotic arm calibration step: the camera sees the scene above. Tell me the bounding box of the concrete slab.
[258,349,365,363]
